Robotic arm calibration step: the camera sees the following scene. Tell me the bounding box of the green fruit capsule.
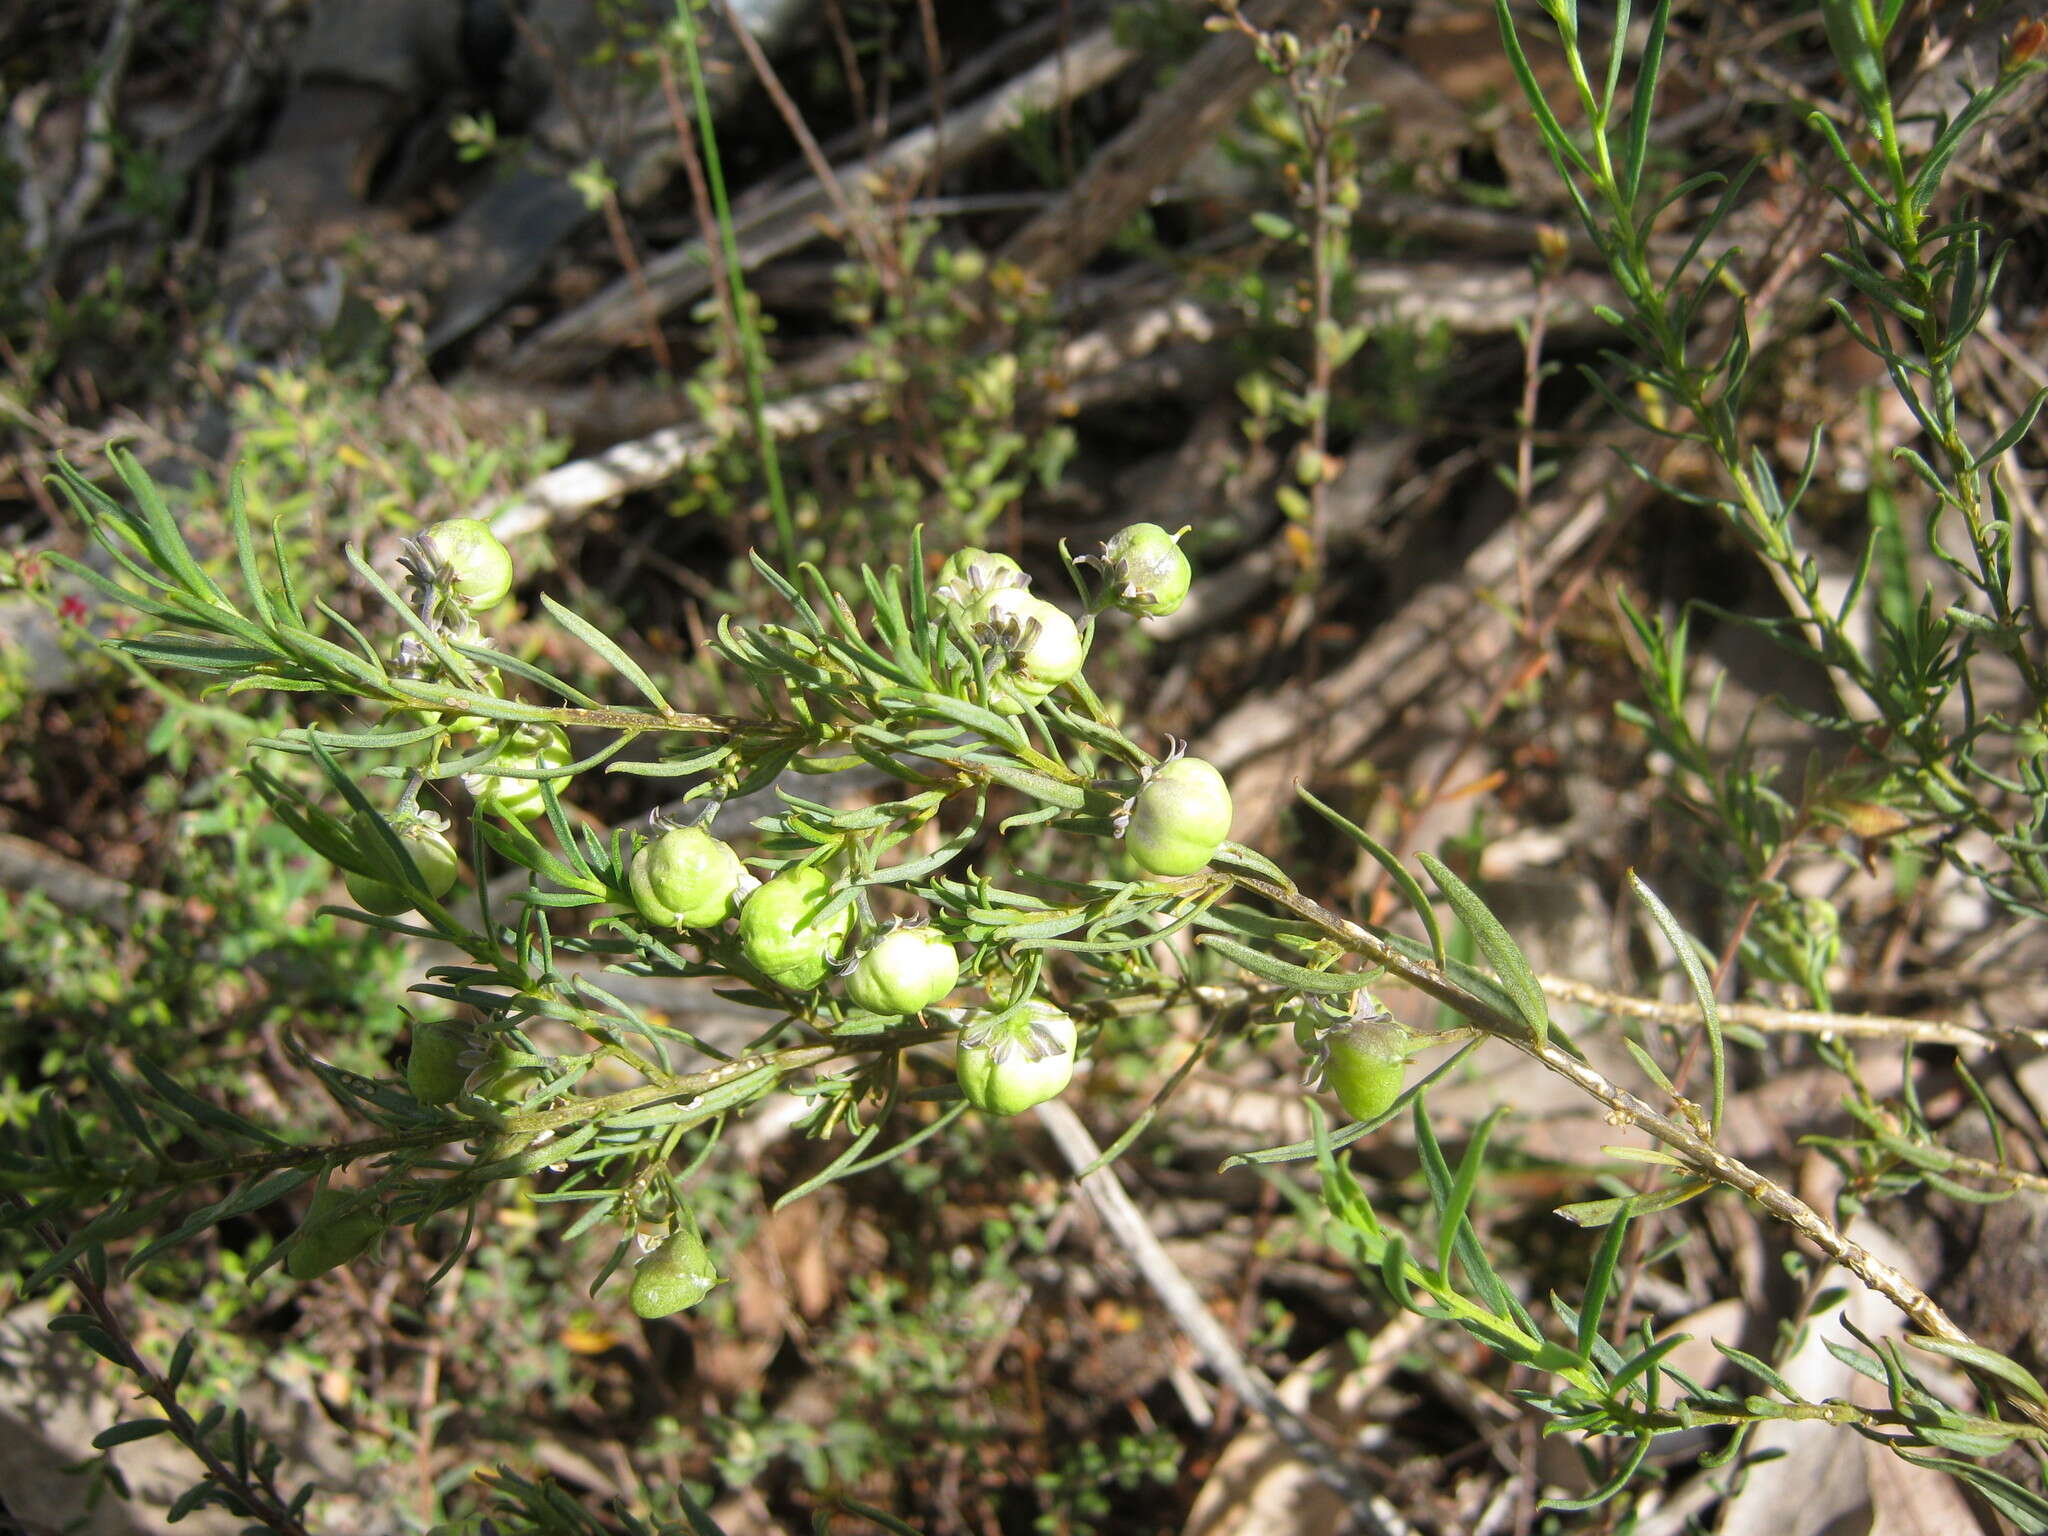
[739,865,855,991]
[935,547,1029,607]
[406,1020,470,1106]
[467,1044,548,1107]
[976,588,1083,692]
[629,826,748,929]
[956,1001,1079,1116]
[418,518,514,609]
[1124,756,1232,877]
[395,663,503,739]
[1320,1010,1413,1124]
[630,1227,722,1318]
[846,927,960,1015]
[1099,522,1192,618]
[464,722,574,821]
[344,814,462,916]
[285,1188,384,1280]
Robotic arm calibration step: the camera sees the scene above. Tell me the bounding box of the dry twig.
[505,25,1140,380]
[1035,1098,1410,1535]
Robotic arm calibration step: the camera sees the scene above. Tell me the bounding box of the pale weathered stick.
[1000,0,1335,286]
[505,24,1140,380]
[1539,972,2048,1052]
[480,301,1224,540]
[1034,1097,1409,1535]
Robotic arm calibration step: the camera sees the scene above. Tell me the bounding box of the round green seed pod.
[956,1001,1079,1116]
[976,588,1082,692]
[935,547,1029,607]
[467,1044,548,1107]
[406,1020,470,1107]
[629,826,748,929]
[285,1188,384,1280]
[846,927,960,1015]
[418,518,514,609]
[738,865,855,991]
[1099,522,1192,617]
[1322,1011,1413,1124]
[344,815,461,916]
[464,722,573,821]
[1124,756,1232,877]
[629,1226,721,1318]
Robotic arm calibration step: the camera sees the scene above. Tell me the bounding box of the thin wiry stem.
[1536,972,2048,1052]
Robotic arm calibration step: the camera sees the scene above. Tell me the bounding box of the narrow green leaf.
[1379,1232,1413,1309]
[1555,1178,1711,1227]
[1295,786,1445,968]
[1713,1341,1800,1399]
[94,1418,174,1449]
[1907,1335,2048,1405]
[1576,1206,1633,1361]
[1196,936,1370,995]
[947,753,1085,808]
[131,1056,285,1147]
[1416,853,1550,1047]
[1541,1433,1653,1512]
[1967,387,2048,473]
[538,592,674,712]
[1620,0,1672,201]
[1628,872,1725,1135]
[878,688,1028,754]
[1892,1454,2048,1529]
[1437,1106,1507,1278]
[223,469,277,629]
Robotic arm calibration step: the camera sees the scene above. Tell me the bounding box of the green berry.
[344,813,461,915]
[846,927,960,1015]
[629,1227,721,1318]
[1320,1010,1412,1124]
[464,722,573,821]
[956,1001,1079,1116]
[738,865,855,991]
[1099,522,1192,617]
[285,1187,384,1280]
[629,826,748,929]
[406,1020,470,1106]
[935,547,1029,607]
[1124,756,1232,877]
[418,518,514,609]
